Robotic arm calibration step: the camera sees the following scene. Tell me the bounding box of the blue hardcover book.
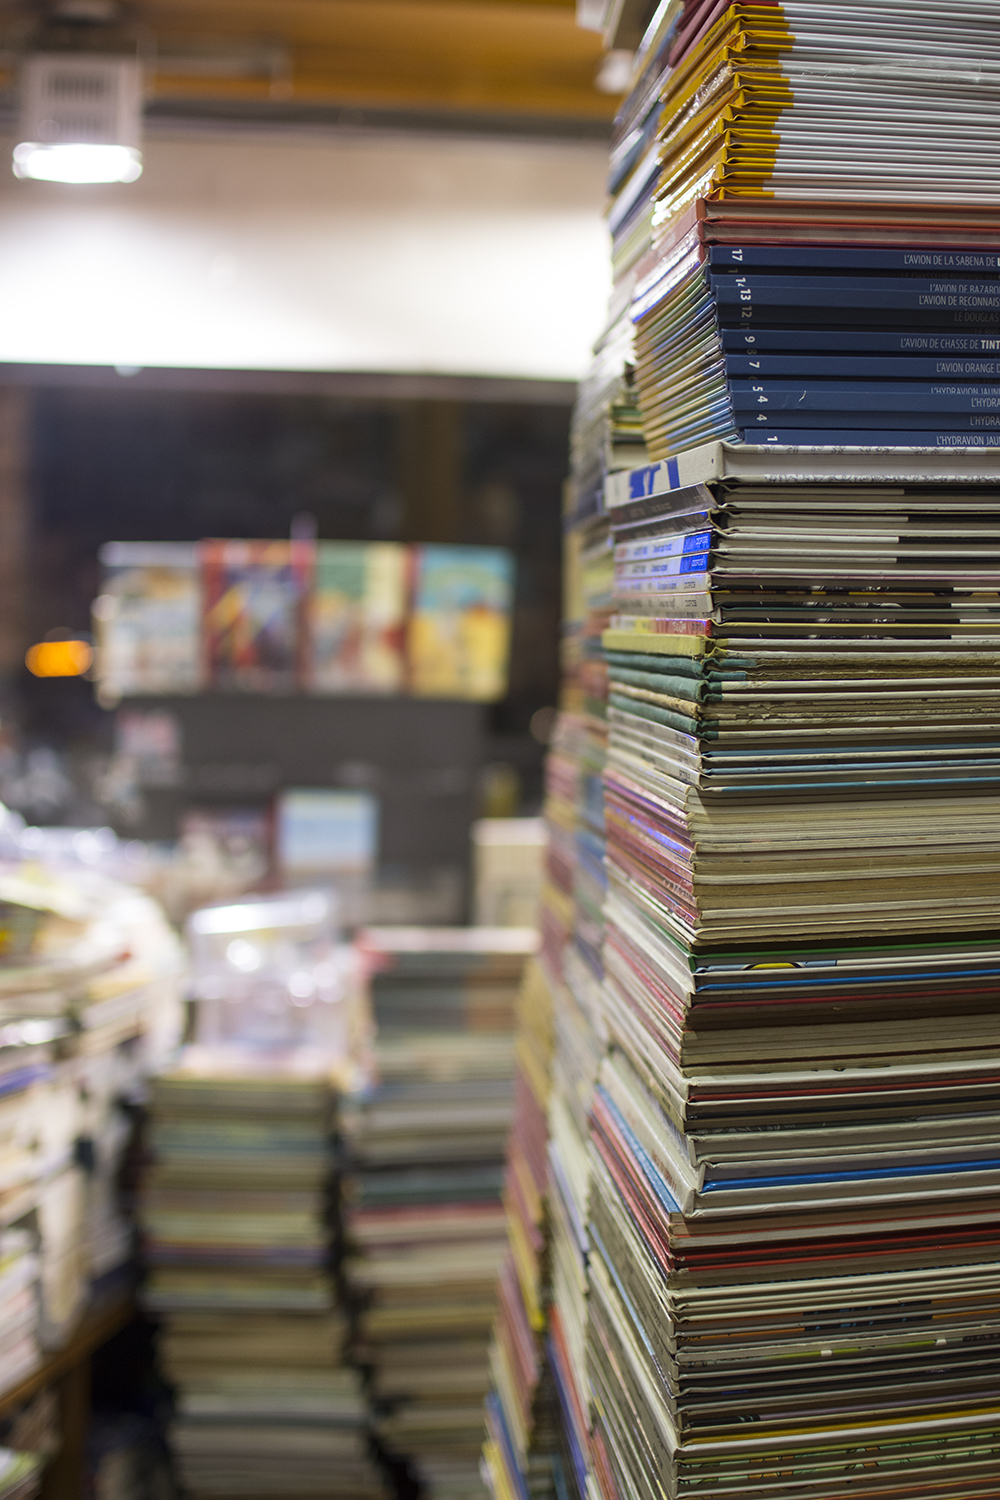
[742,430,1000,448]
[739,410,1000,430]
[724,355,1000,379]
[720,329,1000,355]
[710,275,1000,325]
[708,246,1000,274]
[719,302,1000,328]
[729,381,1000,413]
[711,273,1000,299]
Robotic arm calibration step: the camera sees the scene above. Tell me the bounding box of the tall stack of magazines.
[480,960,555,1500]
[139,890,385,1500]
[342,929,534,1500]
[487,5,1000,1500]
[142,1069,384,1500]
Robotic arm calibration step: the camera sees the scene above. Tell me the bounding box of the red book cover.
[200,539,313,692]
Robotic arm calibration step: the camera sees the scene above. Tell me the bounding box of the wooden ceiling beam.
[140,1,599,55]
[142,0,615,120]
[0,0,619,121]
[150,71,613,120]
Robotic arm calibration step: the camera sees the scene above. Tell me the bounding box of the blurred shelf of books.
[94,541,515,707]
[0,772,550,1500]
[0,815,186,1500]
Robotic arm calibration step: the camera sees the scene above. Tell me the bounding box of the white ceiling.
[0,126,610,379]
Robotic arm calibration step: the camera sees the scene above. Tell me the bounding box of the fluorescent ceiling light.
[13,142,141,183]
[14,54,143,185]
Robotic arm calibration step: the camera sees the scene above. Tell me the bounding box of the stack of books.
[0,1449,40,1500]
[568,0,684,532]
[0,1234,40,1398]
[570,321,648,526]
[544,947,603,1500]
[0,850,184,1357]
[583,439,1000,1500]
[342,929,534,1500]
[72,886,186,1293]
[534,721,606,1500]
[505,29,676,1487]
[510,4,1000,1500]
[479,39,660,1491]
[485,747,605,1500]
[634,230,1000,454]
[140,1067,383,1500]
[622,3,1000,457]
[482,960,555,1500]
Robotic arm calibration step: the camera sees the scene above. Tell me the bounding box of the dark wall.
[19,385,570,832]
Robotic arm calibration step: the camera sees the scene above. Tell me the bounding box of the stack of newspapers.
[141,1067,383,1500]
[343,929,533,1500]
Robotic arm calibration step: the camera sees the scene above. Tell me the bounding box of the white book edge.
[605,441,1000,508]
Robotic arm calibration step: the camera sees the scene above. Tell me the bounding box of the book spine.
[719,330,1000,355]
[610,616,713,636]
[710,275,1000,324]
[634,211,704,282]
[617,553,711,581]
[723,305,1000,329]
[633,246,705,319]
[707,247,1000,274]
[742,431,1000,448]
[600,482,713,528]
[608,137,661,230]
[720,329,1000,355]
[739,410,1000,430]
[605,456,720,507]
[615,530,713,563]
[711,273,1000,298]
[614,572,712,595]
[608,592,713,617]
[729,381,1000,413]
[724,355,1000,379]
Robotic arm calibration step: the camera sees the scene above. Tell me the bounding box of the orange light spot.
[25,640,93,678]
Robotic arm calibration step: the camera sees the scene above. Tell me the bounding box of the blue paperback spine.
[724,356,1000,379]
[738,411,1000,430]
[721,330,1000,355]
[742,431,1000,448]
[729,382,1000,412]
[616,530,713,563]
[707,246,1000,274]
[617,552,711,580]
[710,275,1000,325]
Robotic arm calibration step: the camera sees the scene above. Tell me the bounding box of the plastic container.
[186,889,351,1060]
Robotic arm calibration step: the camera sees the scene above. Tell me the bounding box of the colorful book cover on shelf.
[407,545,515,702]
[276,789,379,879]
[95,542,201,700]
[310,542,406,694]
[200,540,312,692]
